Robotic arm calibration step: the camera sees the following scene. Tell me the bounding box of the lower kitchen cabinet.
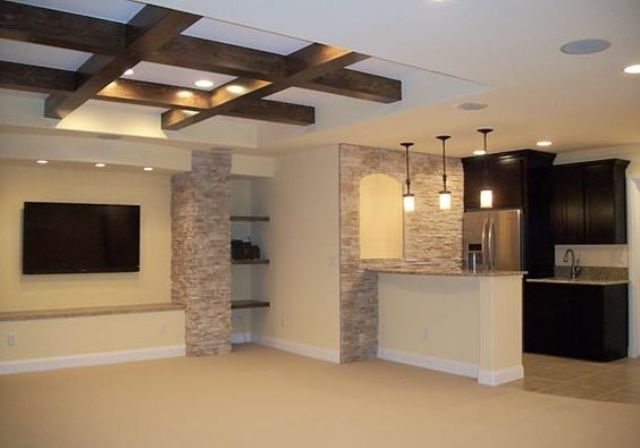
[523,282,628,361]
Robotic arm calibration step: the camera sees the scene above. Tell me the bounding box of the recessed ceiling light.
[143,167,154,172]
[177,90,194,98]
[623,64,640,74]
[123,69,134,76]
[226,84,247,94]
[194,79,214,88]
[536,140,553,147]
[94,162,106,168]
[36,159,48,165]
[560,39,610,55]
[457,102,488,111]
[473,149,486,156]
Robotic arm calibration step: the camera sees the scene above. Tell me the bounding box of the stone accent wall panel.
[339,144,464,362]
[172,150,232,356]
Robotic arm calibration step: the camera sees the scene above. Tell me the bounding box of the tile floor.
[504,353,640,404]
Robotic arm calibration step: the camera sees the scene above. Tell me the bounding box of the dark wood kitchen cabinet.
[524,282,628,361]
[552,159,629,244]
[462,150,556,277]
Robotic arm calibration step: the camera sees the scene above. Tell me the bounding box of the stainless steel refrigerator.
[463,209,522,271]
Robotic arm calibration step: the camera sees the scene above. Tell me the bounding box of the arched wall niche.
[359,173,404,259]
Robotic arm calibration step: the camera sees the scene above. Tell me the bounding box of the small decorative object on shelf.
[231,238,260,261]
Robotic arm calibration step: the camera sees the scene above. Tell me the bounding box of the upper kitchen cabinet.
[462,150,556,211]
[552,159,629,245]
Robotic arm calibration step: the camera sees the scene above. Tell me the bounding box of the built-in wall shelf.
[230,300,270,310]
[0,302,184,321]
[230,216,270,222]
[231,259,270,265]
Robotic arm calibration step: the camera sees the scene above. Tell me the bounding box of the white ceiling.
[183,18,309,55]
[143,0,640,156]
[1,0,639,157]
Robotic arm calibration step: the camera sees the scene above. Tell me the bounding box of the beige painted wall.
[0,165,171,311]
[0,310,184,361]
[359,174,403,259]
[379,274,480,365]
[252,146,340,352]
[379,273,523,377]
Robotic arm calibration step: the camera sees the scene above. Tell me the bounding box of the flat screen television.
[22,202,140,275]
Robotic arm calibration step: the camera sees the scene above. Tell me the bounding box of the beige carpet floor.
[1,344,639,448]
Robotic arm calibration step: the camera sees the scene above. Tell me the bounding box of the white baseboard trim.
[0,345,186,375]
[231,332,253,344]
[478,365,524,386]
[378,347,478,379]
[254,335,340,363]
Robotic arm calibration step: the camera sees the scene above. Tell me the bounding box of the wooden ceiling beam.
[1,3,401,104]
[0,60,77,95]
[148,35,289,80]
[162,44,367,130]
[301,69,402,104]
[148,36,401,103]
[43,6,201,119]
[0,1,126,56]
[0,61,315,126]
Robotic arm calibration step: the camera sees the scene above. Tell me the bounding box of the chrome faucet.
[562,248,581,280]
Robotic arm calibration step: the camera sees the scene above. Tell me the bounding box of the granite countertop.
[0,302,185,321]
[364,264,526,277]
[526,278,629,286]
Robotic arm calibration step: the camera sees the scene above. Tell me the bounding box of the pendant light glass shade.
[436,135,452,210]
[480,189,493,208]
[403,193,416,212]
[401,142,415,213]
[477,128,494,209]
[439,191,452,210]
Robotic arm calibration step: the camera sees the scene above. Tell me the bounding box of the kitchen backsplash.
[554,265,628,281]
[555,245,628,268]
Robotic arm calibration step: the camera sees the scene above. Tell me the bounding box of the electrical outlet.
[7,332,17,346]
[422,329,429,341]
[280,316,286,328]
[159,321,168,335]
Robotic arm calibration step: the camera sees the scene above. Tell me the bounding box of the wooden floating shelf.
[231,300,270,310]
[230,216,270,222]
[231,259,270,265]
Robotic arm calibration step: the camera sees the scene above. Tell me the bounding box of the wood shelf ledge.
[231,259,270,265]
[0,302,185,321]
[230,216,270,222]
[231,300,270,310]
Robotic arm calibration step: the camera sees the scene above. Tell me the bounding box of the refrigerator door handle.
[488,218,496,270]
[481,218,489,270]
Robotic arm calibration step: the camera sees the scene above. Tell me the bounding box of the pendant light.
[436,135,452,210]
[478,128,494,209]
[401,142,415,212]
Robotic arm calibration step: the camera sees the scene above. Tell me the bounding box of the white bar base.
[478,365,524,386]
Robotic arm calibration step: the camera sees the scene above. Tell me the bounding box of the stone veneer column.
[339,144,463,362]
[171,150,231,356]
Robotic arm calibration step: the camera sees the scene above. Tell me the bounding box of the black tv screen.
[22,202,140,275]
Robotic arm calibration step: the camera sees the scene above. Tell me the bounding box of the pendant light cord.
[401,142,413,194]
[437,135,450,191]
[478,128,493,187]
